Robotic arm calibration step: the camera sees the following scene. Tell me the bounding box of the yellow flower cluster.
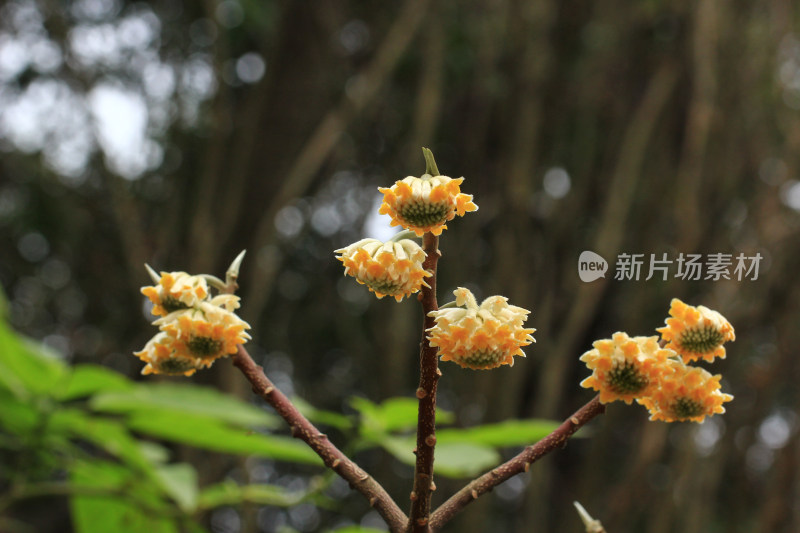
[580,299,734,423]
[657,298,735,363]
[427,288,535,370]
[141,271,209,316]
[579,333,670,405]
[335,238,432,302]
[335,149,478,303]
[378,175,478,237]
[136,271,251,376]
[334,150,534,370]
[638,360,733,423]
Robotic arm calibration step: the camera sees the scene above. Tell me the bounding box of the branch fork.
[229,233,605,532]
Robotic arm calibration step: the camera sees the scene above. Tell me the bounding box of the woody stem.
[407,232,441,532]
[427,395,605,531]
[231,345,408,532]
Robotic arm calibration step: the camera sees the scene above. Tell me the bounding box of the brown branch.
[408,233,441,532]
[231,345,407,532]
[428,395,605,531]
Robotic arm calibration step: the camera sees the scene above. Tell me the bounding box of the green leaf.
[57,364,133,401]
[381,436,499,478]
[292,396,353,430]
[126,411,323,466]
[434,442,501,477]
[155,463,198,513]
[91,382,278,427]
[437,419,559,448]
[351,397,454,436]
[139,441,171,464]
[70,460,178,533]
[51,409,155,474]
[0,319,67,398]
[0,392,41,435]
[198,481,302,509]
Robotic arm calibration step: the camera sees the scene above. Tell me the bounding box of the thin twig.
[230,345,407,532]
[408,233,441,532]
[428,395,605,531]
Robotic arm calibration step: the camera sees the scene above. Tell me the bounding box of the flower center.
[398,201,451,228]
[187,336,223,358]
[460,349,505,369]
[156,357,198,374]
[365,278,404,295]
[670,397,705,419]
[607,361,649,394]
[162,295,190,314]
[678,326,725,354]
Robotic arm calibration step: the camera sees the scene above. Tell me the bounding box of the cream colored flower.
[427,288,535,369]
[638,359,733,423]
[141,271,209,317]
[134,332,204,376]
[378,175,478,236]
[156,301,251,364]
[579,332,672,404]
[335,238,431,302]
[657,298,735,363]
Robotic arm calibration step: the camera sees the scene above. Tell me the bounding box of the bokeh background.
[2,0,799,531]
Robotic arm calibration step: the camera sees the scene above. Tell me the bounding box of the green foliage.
[57,364,134,400]
[198,481,302,509]
[70,460,179,533]
[0,304,328,533]
[350,397,559,478]
[0,310,67,398]
[0,292,562,531]
[381,436,500,478]
[126,411,321,465]
[90,381,278,437]
[437,419,562,447]
[350,396,454,436]
[292,396,353,430]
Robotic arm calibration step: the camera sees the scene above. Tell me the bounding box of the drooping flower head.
[155,297,251,365]
[142,271,209,317]
[580,332,672,404]
[657,298,735,363]
[427,288,535,370]
[378,175,478,237]
[638,360,733,423]
[135,257,251,377]
[335,238,432,302]
[135,332,205,377]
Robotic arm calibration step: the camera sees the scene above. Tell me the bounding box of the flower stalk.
[408,232,441,532]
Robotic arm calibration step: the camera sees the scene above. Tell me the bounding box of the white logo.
[578,251,608,282]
